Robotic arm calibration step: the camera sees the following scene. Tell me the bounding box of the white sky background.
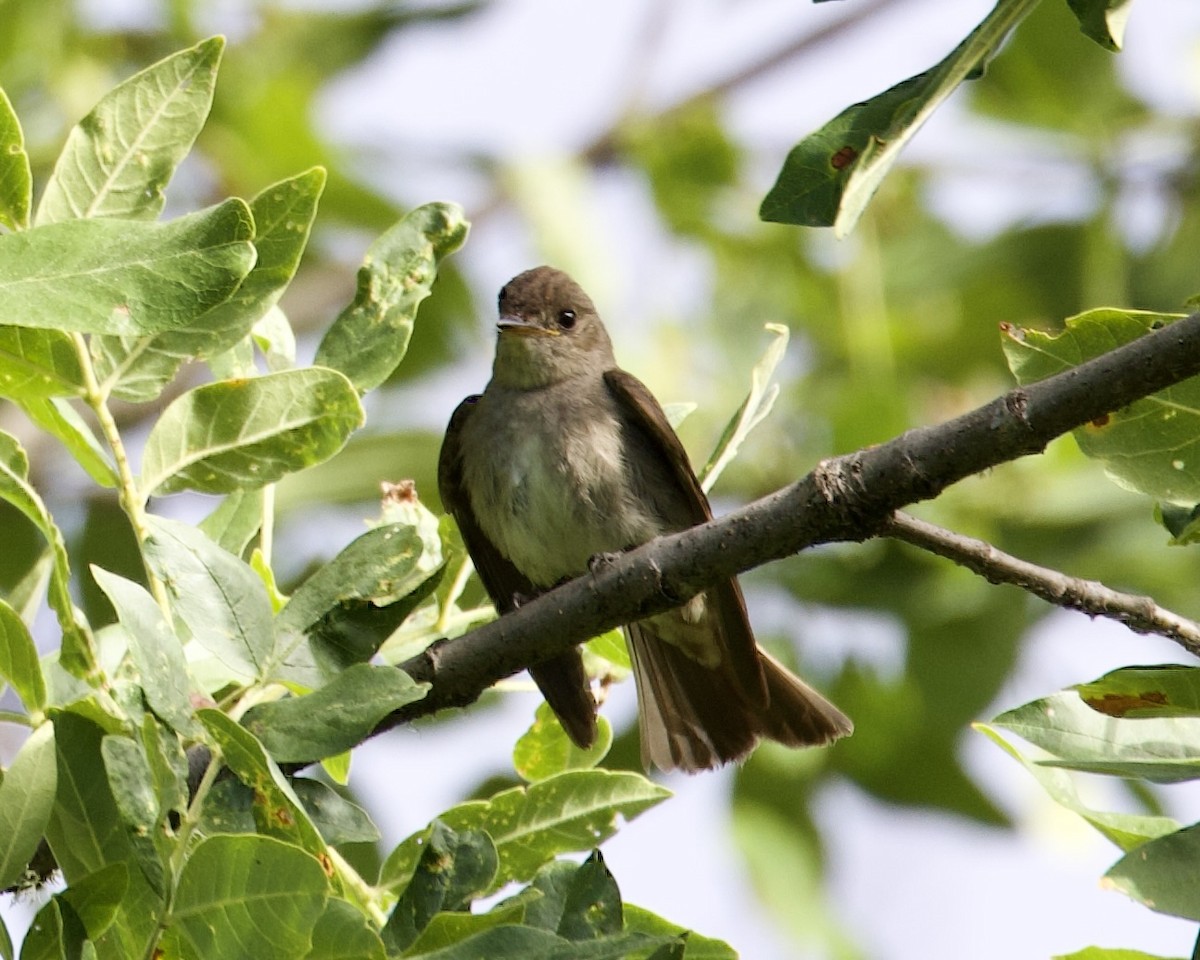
[7,1,1200,958]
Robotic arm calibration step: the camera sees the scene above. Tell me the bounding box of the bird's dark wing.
[602,369,768,707]
[437,395,597,748]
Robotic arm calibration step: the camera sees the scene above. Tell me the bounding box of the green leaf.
[697,323,787,493]
[90,566,197,736]
[60,862,129,942]
[1003,309,1199,503]
[197,488,264,557]
[400,925,663,960]
[143,515,274,680]
[141,366,363,496]
[45,711,128,879]
[95,168,325,403]
[141,714,188,819]
[513,703,613,782]
[1073,665,1200,719]
[381,770,671,894]
[975,723,1179,851]
[167,835,328,960]
[1053,949,1184,960]
[101,734,166,894]
[275,522,439,683]
[18,398,117,487]
[0,430,90,675]
[402,902,530,958]
[314,202,468,392]
[0,88,31,231]
[19,898,67,960]
[197,708,327,856]
[304,898,386,960]
[519,852,622,941]
[0,329,83,399]
[760,0,1040,235]
[991,691,1200,782]
[1105,822,1200,921]
[289,778,380,846]
[383,822,498,953]
[43,711,164,957]
[0,912,12,960]
[243,663,428,762]
[0,199,256,335]
[583,629,630,673]
[0,723,56,890]
[36,37,223,225]
[0,596,45,712]
[253,305,298,372]
[623,905,736,960]
[1065,0,1135,51]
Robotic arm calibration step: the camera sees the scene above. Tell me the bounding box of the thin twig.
[884,511,1200,657]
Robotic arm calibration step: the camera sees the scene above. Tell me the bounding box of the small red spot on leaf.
[831,146,857,170]
[1090,414,1111,428]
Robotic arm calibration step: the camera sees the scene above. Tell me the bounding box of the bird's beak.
[497,315,559,337]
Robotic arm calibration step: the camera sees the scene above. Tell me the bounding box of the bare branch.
[884,511,1200,657]
[379,312,1200,735]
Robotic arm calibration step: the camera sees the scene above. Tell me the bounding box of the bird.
[437,265,852,772]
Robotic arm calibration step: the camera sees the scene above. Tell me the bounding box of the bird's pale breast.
[460,382,665,587]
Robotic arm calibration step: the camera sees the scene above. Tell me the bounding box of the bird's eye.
[557,309,577,330]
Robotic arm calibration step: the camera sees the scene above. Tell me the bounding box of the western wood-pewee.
[438,266,852,772]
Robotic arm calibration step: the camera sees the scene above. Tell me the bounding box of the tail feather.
[628,622,851,773]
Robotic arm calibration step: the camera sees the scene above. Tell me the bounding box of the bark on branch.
[378,312,1200,735]
[884,511,1200,656]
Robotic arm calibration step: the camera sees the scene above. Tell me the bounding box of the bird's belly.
[466,416,661,587]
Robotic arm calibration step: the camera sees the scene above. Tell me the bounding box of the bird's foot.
[587,552,622,575]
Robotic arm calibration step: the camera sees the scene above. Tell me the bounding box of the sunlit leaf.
[141,367,363,496]
[90,567,197,735]
[0,430,90,674]
[0,87,31,231]
[381,770,670,894]
[0,723,56,890]
[1065,0,1135,51]
[36,37,223,224]
[513,703,613,782]
[95,169,324,402]
[314,202,468,393]
[761,0,1040,236]
[143,516,274,680]
[19,397,117,488]
[305,898,386,960]
[197,709,327,857]
[0,199,256,335]
[1105,823,1200,921]
[0,328,82,399]
[976,723,1179,851]
[0,595,45,712]
[1003,309,1199,502]
[241,663,428,762]
[991,691,1200,782]
[698,323,787,493]
[166,835,328,960]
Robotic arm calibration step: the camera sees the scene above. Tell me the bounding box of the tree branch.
[379,312,1200,734]
[884,511,1200,657]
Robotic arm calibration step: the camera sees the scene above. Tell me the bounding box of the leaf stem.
[72,333,173,614]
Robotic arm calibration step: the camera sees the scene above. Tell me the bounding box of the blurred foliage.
[3,1,1200,958]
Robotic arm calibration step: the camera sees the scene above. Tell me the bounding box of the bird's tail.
[627,618,851,773]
